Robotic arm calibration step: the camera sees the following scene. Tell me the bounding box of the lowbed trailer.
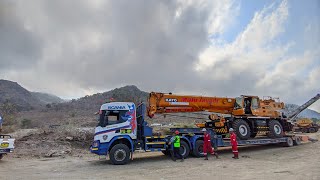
[0,134,15,160]
[90,103,306,165]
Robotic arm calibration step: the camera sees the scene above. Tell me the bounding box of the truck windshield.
[234,97,243,109]
[98,110,129,127]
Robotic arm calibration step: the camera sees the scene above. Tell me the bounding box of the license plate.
[0,143,9,148]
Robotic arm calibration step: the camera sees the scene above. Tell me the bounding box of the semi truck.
[90,99,306,165]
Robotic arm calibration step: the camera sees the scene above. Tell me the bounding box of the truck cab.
[0,135,15,160]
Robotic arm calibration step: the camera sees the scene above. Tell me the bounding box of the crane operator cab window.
[244,97,252,114]
[234,97,243,109]
[98,110,128,127]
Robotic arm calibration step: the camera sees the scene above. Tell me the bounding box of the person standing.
[202,128,218,160]
[169,130,184,162]
[229,128,239,159]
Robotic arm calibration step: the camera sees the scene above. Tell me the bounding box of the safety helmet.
[175,130,179,135]
[201,128,207,132]
[229,128,234,132]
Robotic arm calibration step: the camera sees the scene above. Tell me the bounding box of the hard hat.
[175,130,179,135]
[201,128,207,132]
[229,128,234,132]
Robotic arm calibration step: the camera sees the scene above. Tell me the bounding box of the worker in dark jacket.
[202,128,218,160]
[229,128,239,159]
[169,130,184,162]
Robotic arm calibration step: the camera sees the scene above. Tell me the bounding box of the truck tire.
[293,137,301,146]
[309,127,316,133]
[180,141,190,158]
[192,140,204,157]
[267,120,283,138]
[284,137,294,147]
[109,144,130,165]
[233,119,251,140]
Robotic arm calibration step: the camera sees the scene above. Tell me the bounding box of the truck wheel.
[109,144,130,165]
[293,137,301,146]
[180,141,190,158]
[284,137,294,147]
[192,140,204,157]
[233,119,251,140]
[268,120,283,138]
[309,128,316,133]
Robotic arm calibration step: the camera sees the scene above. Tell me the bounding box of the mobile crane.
[148,92,294,140]
[90,93,318,165]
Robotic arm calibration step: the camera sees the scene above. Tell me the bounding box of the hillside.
[31,92,65,104]
[0,79,41,111]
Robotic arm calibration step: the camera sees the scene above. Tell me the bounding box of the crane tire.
[232,119,251,140]
[267,120,283,138]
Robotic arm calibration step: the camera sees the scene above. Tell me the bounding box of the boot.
[204,154,208,160]
[232,154,239,159]
[181,157,184,162]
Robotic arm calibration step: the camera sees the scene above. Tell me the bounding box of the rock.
[66,136,74,141]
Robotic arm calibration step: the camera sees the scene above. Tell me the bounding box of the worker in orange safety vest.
[229,128,239,159]
[202,128,218,160]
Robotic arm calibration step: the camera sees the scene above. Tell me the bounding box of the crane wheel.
[232,119,251,140]
[267,120,283,138]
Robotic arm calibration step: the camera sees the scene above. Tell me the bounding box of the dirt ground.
[0,132,319,180]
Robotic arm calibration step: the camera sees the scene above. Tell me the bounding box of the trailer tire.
[293,137,301,146]
[284,137,294,147]
[268,120,283,138]
[309,127,316,133]
[180,141,190,158]
[109,144,130,165]
[233,119,251,140]
[192,140,204,157]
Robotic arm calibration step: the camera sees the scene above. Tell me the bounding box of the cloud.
[0,0,319,111]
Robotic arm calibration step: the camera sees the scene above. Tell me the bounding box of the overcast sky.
[0,0,319,111]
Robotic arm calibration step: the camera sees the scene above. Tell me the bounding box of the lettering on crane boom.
[165,98,178,102]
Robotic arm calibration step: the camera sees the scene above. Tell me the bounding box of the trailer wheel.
[109,144,130,165]
[192,140,204,157]
[293,137,301,146]
[284,137,294,147]
[268,120,283,138]
[309,127,316,133]
[233,119,251,140]
[180,141,190,158]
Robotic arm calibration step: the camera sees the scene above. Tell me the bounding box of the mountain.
[53,85,149,114]
[284,104,320,119]
[0,79,42,111]
[31,92,65,104]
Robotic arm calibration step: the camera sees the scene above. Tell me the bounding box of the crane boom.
[148,92,235,118]
[288,94,320,122]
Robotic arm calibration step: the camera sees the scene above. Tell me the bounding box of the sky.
[0,0,319,111]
